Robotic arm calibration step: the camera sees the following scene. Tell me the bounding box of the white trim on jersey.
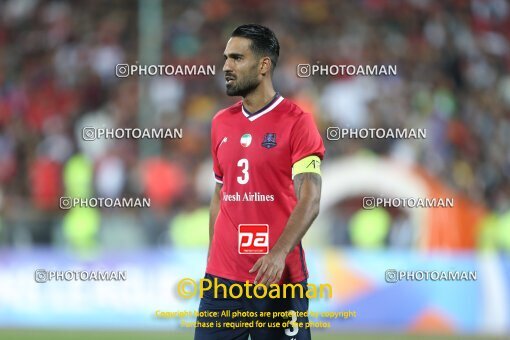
[242,96,285,122]
[213,172,223,184]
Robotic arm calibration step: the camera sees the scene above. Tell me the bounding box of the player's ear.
[259,56,271,76]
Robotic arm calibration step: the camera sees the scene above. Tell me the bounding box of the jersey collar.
[241,93,284,122]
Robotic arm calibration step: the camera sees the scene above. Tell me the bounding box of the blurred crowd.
[0,0,508,252]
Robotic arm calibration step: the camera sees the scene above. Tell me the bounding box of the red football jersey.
[206,94,325,283]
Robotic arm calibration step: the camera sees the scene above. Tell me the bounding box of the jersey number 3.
[237,158,249,184]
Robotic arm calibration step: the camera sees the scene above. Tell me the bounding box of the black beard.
[226,76,260,97]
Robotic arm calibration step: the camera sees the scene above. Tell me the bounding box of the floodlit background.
[0,0,509,339]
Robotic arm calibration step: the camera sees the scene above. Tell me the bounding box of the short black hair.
[231,24,280,72]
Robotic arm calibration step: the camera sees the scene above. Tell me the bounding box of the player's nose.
[223,58,233,72]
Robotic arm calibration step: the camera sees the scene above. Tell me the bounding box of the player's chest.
[216,125,291,168]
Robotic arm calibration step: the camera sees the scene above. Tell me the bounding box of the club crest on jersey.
[261,133,277,149]
[240,133,252,147]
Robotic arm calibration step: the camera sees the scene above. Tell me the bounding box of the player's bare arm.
[249,172,322,285]
[208,183,222,260]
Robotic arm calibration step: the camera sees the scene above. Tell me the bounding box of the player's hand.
[249,249,287,286]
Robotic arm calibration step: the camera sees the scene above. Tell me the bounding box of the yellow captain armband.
[292,155,322,179]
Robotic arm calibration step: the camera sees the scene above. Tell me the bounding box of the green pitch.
[0,330,506,340]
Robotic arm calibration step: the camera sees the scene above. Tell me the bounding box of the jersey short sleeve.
[290,113,325,165]
[211,118,223,184]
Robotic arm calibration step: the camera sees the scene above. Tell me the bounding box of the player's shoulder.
[212,101,242,123]
[279,97,312,121]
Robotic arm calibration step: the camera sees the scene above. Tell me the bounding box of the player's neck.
[242,86,277,114]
